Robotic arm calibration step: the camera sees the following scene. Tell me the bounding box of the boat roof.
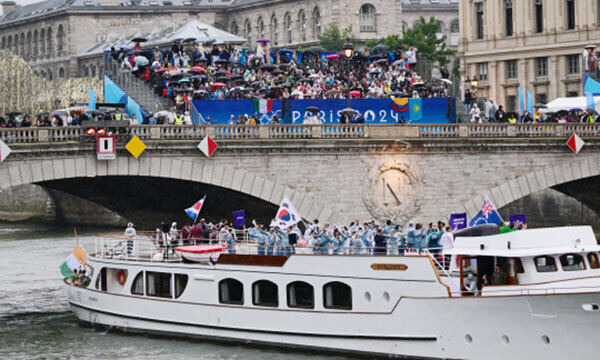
[445,226,600,257]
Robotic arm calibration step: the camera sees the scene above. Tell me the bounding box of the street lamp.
[343,38,354,58]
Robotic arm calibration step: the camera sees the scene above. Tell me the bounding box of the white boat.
[65,226,600,359]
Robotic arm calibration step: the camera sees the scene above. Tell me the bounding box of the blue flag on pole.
[517,87,525,117]
[88,87,96,111]
[527,90,534,115]
[409,98,423,122]
[586,91,595,111]
[468,199,504,227]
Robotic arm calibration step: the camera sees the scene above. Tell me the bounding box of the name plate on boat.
[371,263,408,271]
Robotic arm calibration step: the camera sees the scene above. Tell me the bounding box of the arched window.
[40,29,45,55]
[1,37,5,49]
[257,17,265,39]
[46,27,53,56]
[19,32,24,56]
[284,12,292,44]
[33,31,38,56]
[90,65,96,77]
[450,20,459,33]
[402,21,408,32]
[26,31,32,58]
[57,24,65,54]
[588,252,600,269]
[83,65,89,77]
[131,271,144,295]
[560,254,586,271]
[231,21,239,36]
[312,7,321,38]
[174,274,188,298]
[359,4,376,32]
[252,280,278,307]
[534,255,557,272]
[40,70,46,78]
[298,10,307,42]
[323,281,352,310]
[6,36,11,52]
[219,278,244,304]
[244,19,252,45]
[47,69,53,81]
[287,281,314,308]
[59,67,65,78]
[270,14,279,46]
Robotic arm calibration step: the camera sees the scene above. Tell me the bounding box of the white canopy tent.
[540,96,600,114]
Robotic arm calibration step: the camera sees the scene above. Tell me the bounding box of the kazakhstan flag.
[409,98,422,122]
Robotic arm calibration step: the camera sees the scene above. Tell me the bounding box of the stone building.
[0,0,457,80]
[458,0,600,111]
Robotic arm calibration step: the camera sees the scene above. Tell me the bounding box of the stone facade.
[458,0,600,110]
[0,139,598,225]
[0,0,457,80]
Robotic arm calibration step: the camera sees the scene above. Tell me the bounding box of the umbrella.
[190,75,207,80]
[440,78,453,85]
[349,90,361,97]
[191,66,206,72]
[306,46,324,52]
[534,104,548,109]
[175,88,193,93]
[324,89,338,97]
[326,54,340,60]
[370,54,383,60]
[309,73,320,78]
[216,76,230,82]
[214,70,228,76]
[118,45,131,50]
[259,88,270,93]
[305,106,321,113]
[149,65,161,71]
[279,49,294,55]
[257,38,270,43]
[259,64,277,71]
[178,78,191,83]
[413,82,427,88]
[373,44,388,50]
[172,38,184,43]
[229,75,243,81]
[6,111,21,116]
[231,87,245,92]
[375,58,388,64]
[341,108,359,115]
[131,37,147,43]
[392,60,405,66]
[557,110,569,116]
[215,59,229,65]
[183,37,196,43]
[299,78,313,83]
[134,56,149,66]
[251,81,262,87]
[211,82,226,88]
[390,91,404,97]
[369,69,381,74]
[569,108,583,112]
[272,70,284,75]
[155,68,169,73]
[586,108,599,115]
[585,44,597,49]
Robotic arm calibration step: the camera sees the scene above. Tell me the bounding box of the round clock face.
[362,162,422,222]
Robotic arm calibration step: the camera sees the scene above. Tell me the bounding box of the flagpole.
[73,228,80,246]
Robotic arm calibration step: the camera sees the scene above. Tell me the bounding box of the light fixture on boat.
[480,244,485,250]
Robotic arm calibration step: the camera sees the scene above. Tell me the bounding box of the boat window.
[174,274,188,299]
[252,280,278,307]
[96,267,107,291]
[514,258,524,273]
[560,254,586,271]
[131,271,144,295]
[219,278,244,305]
[323,281,352,310]
[146,271,172,298]
[587,252,600,269]
[534,256,557,272]
[287,281,314,309]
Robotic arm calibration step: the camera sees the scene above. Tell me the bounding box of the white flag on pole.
[270,197,301,229]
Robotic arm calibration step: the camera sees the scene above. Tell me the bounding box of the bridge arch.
[459,157,600,219]
[0,155,332,223]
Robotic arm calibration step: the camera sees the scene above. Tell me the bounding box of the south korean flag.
[270,197,301,229]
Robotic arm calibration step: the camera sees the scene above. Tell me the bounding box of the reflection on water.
[0,224,347,360]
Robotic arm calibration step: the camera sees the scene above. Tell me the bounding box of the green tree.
[319,24,354,51]
[367,17,455,66]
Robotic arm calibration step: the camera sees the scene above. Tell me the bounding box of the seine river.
[0,224,348,360]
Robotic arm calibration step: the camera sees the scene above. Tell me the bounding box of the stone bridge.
[1,123,600,226]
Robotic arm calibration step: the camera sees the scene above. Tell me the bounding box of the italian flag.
[253,99,273,114]
[59,244,88,278]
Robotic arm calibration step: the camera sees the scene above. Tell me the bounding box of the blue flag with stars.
[469,199,503,227]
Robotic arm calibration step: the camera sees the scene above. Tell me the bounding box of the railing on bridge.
[1,123,599,144]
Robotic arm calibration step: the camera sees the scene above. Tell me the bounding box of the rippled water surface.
[0,225,350,360]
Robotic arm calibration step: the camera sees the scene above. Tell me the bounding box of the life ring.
[116,270,127,285]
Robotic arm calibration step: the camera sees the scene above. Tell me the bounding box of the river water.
[0,225,347,360]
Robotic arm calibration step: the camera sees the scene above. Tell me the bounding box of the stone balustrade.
[1,123,599,144]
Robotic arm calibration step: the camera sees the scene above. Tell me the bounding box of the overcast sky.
[1,0,44,16]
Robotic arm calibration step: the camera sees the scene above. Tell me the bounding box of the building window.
[588,252,600,269]
[252,280,278,307]
[504,0,513,36]
[567,91,579,97]
[257,17,265,39]
[57,24,64,54]
[46,27,52,56]
[535,93,547,104]
[312,7,321,39]
[323,281,352,310]
[231,21,239,36]
[535,256,557,272]
[534,0,544,33]
[477,62,488,81]
[560,254,586,271]
[219,278,244,304]
[287,281,314,308]
[566,0,575,30]
[475,2,484,40]
[359,4,376,32]
[506,95,517,112]
[299,10,307,42]
[567,54,579,74]
[146,271,171,298]
[174,274,188,299]
[270,15,279,46]
[131,271,144,295]
[40,29,45,55]
[505,60,518,79]
[284,12,292,44]
[536,57,548,77]
[450,20,459,34]
[244,19,252,46]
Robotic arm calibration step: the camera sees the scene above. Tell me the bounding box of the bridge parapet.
[1,123,600,144]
